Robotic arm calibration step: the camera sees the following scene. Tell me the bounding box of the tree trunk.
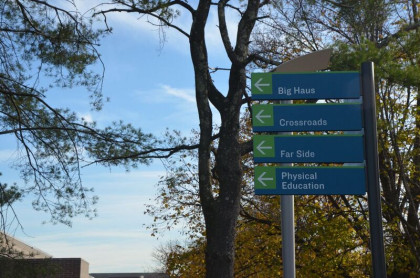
[408,86,420,268]
[205,200,240,277]
[188,1,259,276]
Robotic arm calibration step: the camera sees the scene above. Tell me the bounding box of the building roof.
[89,273,168,278]
[1,233,52,258]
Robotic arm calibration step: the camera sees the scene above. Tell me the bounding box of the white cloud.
[105,170,166,179]
[133,85,195,105]
[62,0,238,60]
[205,10,229,46]
[205,6,240,58]
[77,1,239,59]
[88,1,192,55]
[79,113,94,123]
[28,229,150,243]
[27,230,160,272]
[0,149,18,162]
[83,169,165,189]
[160,84,195,103]
[13,189,179,272]
[129,85,199,133]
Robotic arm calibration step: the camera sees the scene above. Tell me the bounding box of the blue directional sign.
[251,72,360,100]
[253,134,364,163]
[252,103,362,132]
[254,166,366,195]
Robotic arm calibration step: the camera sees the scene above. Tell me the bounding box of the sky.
[0,1,239,273]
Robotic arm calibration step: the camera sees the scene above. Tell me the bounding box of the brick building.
[1,234,90,278]
[90,273,168,278]
[0,257,90,278]
[1,235,168,278]
[0,236,169,278]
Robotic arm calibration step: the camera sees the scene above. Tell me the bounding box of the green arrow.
[252,104,274,127]
[253,135,275,157]
[254,166,276,189]
[255,109,272,124]
[251,73,272,95]
[256,140,272,155]
[254,77,270,92]
[257,171,273,187]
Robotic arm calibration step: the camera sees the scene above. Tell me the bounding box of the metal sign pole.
[281,194,295,278]
[279,99,295,278]
[361,62,387,277]
[273,49,332,278]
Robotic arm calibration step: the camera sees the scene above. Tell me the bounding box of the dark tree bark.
[95,0,420,276]
[189,1,261,276]
[97,1,264,277]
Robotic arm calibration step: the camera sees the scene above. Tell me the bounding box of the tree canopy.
[1,0,419,277]
[0,0,157,237]
[141,0,420,277]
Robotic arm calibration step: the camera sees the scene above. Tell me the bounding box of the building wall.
[0,233,51,259]
[89,273,169,278]
[0,258,89,278]
[80,259,90,278]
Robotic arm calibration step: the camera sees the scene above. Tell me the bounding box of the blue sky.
[0,1,239,273]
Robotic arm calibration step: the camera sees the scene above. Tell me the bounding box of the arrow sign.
[255,109,272,124]
[253,105,274,126]
[254,166,366,195]
[252,103,363,132]
[256,140,273,155]
[253,136,275,157]
[251,72,361,100]
[255,167,276,189]
[254,78,270,92]
[251,74,272,94]
[257,171,274,187]
[253,134,364,163]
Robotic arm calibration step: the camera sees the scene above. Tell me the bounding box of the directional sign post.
[248,51,389,278]
[251,72,361,100]
[252,103,363,132]
[251,63,386,278]
[254,166,366,195]
[253,77,271,92]
[362,62,387,277]
[253,134,365,163]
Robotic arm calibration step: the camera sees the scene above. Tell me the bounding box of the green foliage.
[0,177,23,207]
[0,0,105,108]
[148,0,420,276]
[154,240,206,277]
[152,192,373,277]
[330,19,420,275]
[148,121,372,277]
[294,196,370,277]
[0,1,157,227]
[145,130,204,239]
